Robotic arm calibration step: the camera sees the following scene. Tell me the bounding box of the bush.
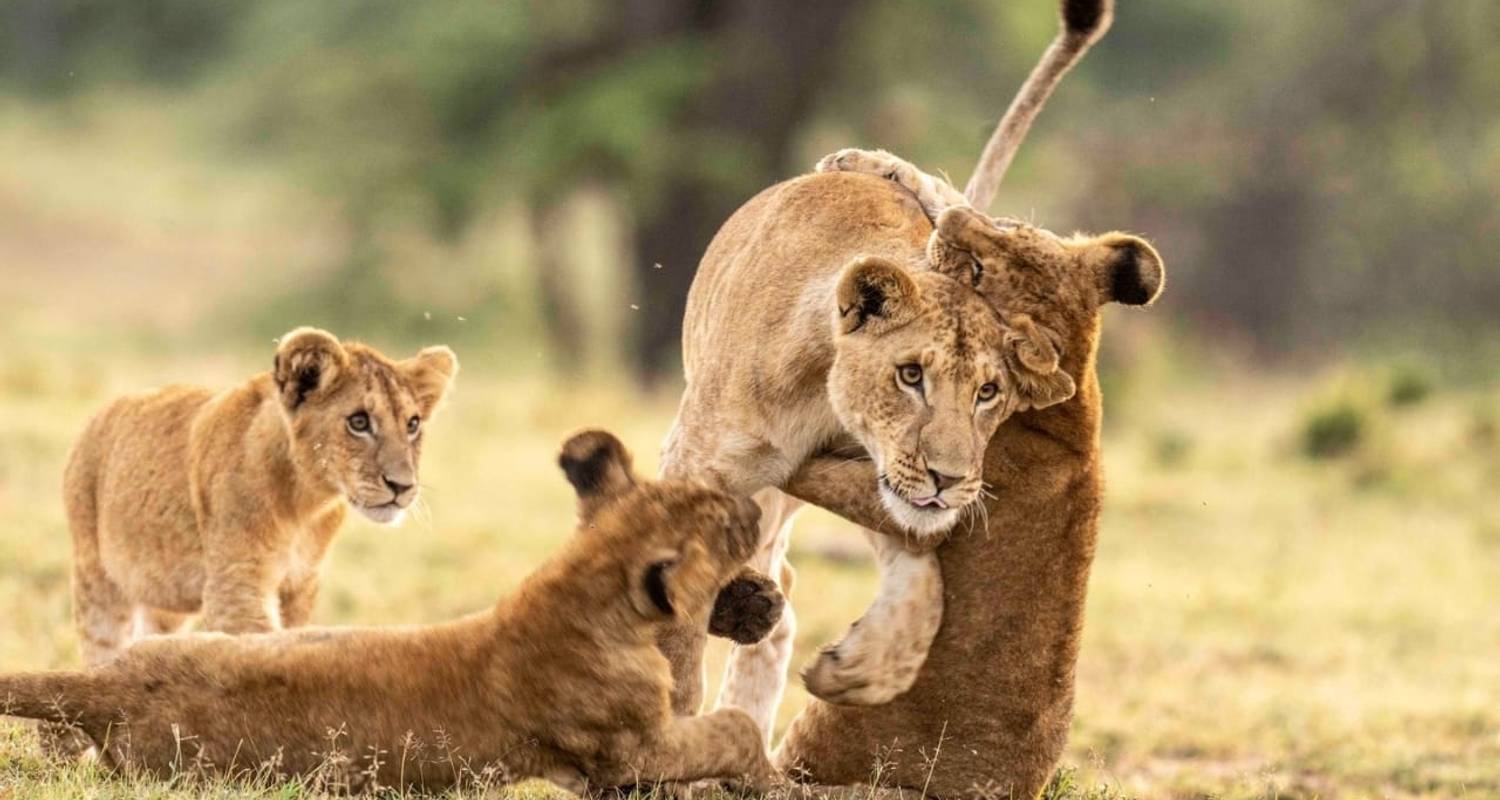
[1386,365,1434,408]
[1301,401,1367,459]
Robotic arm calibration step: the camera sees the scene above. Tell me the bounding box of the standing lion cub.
[63,327,457,664]
[1,431,777,795]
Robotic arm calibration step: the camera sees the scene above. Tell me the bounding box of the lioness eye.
[898,364,924,387]
[977,382,999,403]
[407,416,421,436]
[347,411,370,434]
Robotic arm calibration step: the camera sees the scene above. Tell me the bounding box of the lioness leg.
[714,488,802,741]
[598,708,780,793]
[801,531,943,705]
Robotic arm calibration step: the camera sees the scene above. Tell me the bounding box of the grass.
[2,96,1499,799]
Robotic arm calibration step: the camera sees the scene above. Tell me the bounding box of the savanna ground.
[1,100,1498,800]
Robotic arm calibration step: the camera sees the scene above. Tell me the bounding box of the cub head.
[927,205,1165,409]
[829,256,1018,539]
[557,430,761,624]
[272,327,459,525]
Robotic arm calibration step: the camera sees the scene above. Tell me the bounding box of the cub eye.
[898,364,924,388]
[977,382,1000,403]
[346,411,370,434]
[969,257,984,286]
[406,416,421,436]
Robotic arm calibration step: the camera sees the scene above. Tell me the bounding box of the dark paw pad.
[709,573,785,645]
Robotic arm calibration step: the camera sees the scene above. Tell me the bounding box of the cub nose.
[928,469,961,492]
[382,475,414,497]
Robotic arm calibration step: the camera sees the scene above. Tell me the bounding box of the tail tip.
[1061,0,1113,38]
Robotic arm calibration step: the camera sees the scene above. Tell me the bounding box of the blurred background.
[1,1,1498,798]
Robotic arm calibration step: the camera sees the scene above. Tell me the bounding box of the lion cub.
[1,431,778,794]
[63,327,457,664]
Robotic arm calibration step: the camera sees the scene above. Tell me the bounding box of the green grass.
[2,96,1500,800]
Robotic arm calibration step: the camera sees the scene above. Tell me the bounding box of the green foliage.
[1385,365,1433,409]
[1301,400,1367,460]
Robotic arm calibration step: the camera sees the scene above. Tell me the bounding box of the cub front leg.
[199,539,283,635]
[816,147,969,221]
[597,709,782,794]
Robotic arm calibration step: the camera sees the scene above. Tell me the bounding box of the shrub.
[1301,401,1367,459]
[1386,365,1434,408]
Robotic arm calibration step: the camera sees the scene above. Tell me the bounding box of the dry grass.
[2,96,1499,800]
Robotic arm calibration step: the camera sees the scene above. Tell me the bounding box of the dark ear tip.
[1109,240,1165,306]
[558,429,630,492]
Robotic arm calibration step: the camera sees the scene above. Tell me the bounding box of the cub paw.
[801,623,919,707]
[709,571,785,645]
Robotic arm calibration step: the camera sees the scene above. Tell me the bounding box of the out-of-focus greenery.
[4,0,1498,377]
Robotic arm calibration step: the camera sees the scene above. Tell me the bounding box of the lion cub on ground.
[1,431,777,794]
[63,328,457,664]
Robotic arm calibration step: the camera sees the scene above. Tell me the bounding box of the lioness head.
[272,327,458,525]
[558,430,761,622]
[828,257,1041,538]
[926,205,1164,403]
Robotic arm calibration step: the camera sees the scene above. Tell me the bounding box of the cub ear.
[637,556,678,618]
[1075,233,1165,306]
[834,256,922,336]
[273,327,348,411]
[400,346,459,417]
[558,429,637,517]
[1001,314,1077,412]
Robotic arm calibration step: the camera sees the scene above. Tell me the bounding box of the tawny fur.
[63,327,457,665]
[774,150,1163,798]
[2,431,780,794]
[658,169,1076,733]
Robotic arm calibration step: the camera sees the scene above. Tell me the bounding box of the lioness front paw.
[801,621,922,707]
[709,571,784,645]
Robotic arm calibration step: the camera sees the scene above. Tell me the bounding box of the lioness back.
[64,329,457,665]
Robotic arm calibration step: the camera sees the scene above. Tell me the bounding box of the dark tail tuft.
[1062,0,1113,38]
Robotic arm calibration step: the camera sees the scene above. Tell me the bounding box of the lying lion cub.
[2,431,778,794]
[63,327,457,664]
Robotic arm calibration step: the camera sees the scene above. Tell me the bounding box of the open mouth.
[879,477,949,512]
[878,476,964,539]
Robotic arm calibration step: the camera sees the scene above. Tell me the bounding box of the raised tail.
[964,0,1114,211]
[0,670,97,726]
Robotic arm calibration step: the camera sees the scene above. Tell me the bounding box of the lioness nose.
[928,469,961,492]
[382,475,413,496]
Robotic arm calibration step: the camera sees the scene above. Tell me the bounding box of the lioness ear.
[558,429,637,517]
[273,327,348,411]
[400,346,459,417]
[834,256,921,336]
[1002,314,1077,412]
[1075,233,1165,306]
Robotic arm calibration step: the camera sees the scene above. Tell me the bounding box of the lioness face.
[828,258,1011,539]
[557,430,761,621]
[272,328,458,525]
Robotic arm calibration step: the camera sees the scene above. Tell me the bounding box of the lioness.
[63,328,457,664]
[1,431,778,794]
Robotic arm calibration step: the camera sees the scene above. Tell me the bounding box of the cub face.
[272,327,458,524]
[557,430,761,623]
[827,258,1017,539]
[926,206,1165,409]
